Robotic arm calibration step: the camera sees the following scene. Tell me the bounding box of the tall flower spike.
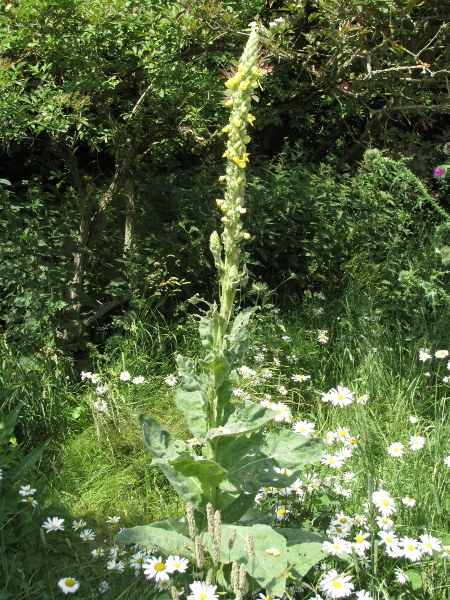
[211,26,260,339]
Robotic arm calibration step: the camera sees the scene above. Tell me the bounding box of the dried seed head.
[206,503,215,540]
[231,561,240,595]
[228,527,237,549]
[195,536,204,570]
[186,503,196,539]
[214,510,222,547]
[247,534,255,561]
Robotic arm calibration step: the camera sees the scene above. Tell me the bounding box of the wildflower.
[187,437,202,446]
[91,548,104,558]
[322,538,351,556]
[419,534,442,555]
[19,485,36,496]
[22,497,37,507]
[387,442,404,457]
[265,547,281,556]
[319,569,354,598]
[378,531,399,550]
[292,374,311,382]
[106,516,121,524]
[376,516,394,530]
[80,528,95,542]
[394,567,408,585]
[42,517,65,533]
[133,376,145,385]
[357,394,369,404]
[106,559,125,571]
[399,536,422,561]
[419,349,432,362]
[321,454,344,469]
[187,582,219,600]
[326,386,354,408]
[72,519,87,530]
[119,371,131,381]
[402,497,416,508]
[144,556,169,581]
[435,349,449,358]
[95,385,107,395]
[58,578,80,594]
[434,167,444,178]
[293,420,315,436]
[93,399,108,411]
[130,551,146,570]
[352,531,370,553]
[166,555,189,573]
[409,415,418,423]
[372,490,396,517]
[278,385,288,395]
[317,331,329,344]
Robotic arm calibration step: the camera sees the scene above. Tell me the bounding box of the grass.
[2,295,450,599]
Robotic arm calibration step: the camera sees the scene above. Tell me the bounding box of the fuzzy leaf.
[204,523,288,597]
[116,519,195,560]
[279,528,327,578]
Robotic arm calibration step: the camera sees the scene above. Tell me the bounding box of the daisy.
[408,435,425,451]
[324,387,354,407]
[372,490,396,517]
[394,567,408,585]
[119,371,131,381]
[292,374,311,382]
[352,531,370,553]
[19,485,36,496]
[293,420,315,436]
[42,517,65,533]
[377,531,399,550]
[106,516,120,524]
[435,350,449,358]
[322,538,351,556]
[187,582,219,600]
[419,534,442,555]
[133,376,145,385]
[163,373,177,387]
[402,497,416,507]
[387,442,404,457]
[166,555,189,573]
[356,394,369,404]
[130,551,146,570]
[399,536,422,562]
[143,556,169,581]
[58,578,80,594]
[106,559,125,571]
[80,528,95,542]
[93,399,108,411]
[419,349,432,362]
[319,569,354,598]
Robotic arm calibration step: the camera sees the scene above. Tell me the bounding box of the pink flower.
[434,167,444,178]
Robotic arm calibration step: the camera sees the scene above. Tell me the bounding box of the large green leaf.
[170,454,227,502]
[116,519,195,560]
[204,523,288,597]
[174,355,208,439]
[139,414,186,461]
[279,528,327,578]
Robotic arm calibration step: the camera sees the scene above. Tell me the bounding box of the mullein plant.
[118,26,326,597]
